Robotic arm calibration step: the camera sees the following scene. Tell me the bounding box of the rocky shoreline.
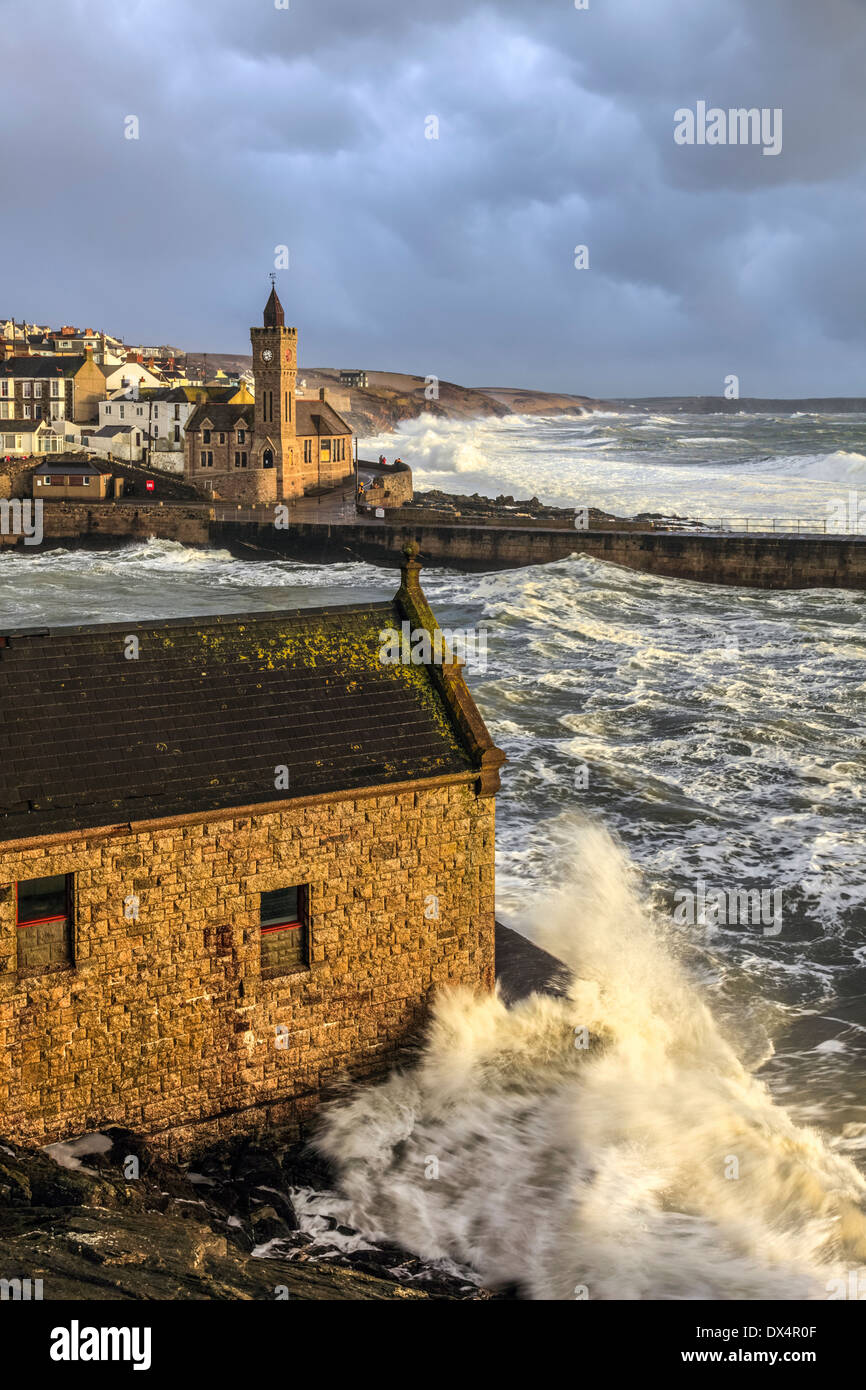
[410,488,697,531]
[0,1128,494,1301]
[0,931,568,1302]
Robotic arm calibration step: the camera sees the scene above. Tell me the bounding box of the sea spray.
[1,530,863,1293]
[315,822,866,1299]
[358,408,866,521]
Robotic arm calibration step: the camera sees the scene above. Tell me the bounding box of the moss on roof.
[0,601,475,841]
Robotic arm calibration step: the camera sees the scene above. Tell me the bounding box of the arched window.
[263,448,274,469]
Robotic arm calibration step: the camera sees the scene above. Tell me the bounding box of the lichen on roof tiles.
[0,600,477,841]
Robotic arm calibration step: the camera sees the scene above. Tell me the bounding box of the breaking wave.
[0,539,392,626]
[362,413,505,475]
[358,410,866,521]
[315,823,866,1300]
[778,451,866,483]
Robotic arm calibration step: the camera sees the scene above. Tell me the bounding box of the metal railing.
[212,505,281,523]
[660,517,866,537]
[208,505,866,538]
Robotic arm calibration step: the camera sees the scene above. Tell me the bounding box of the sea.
[3,406,866,1300]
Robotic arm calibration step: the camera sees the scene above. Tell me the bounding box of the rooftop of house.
[136,386,199,403]
[184,398,352,437]
[33,460,109,475]
[102,362,162,378]
[83,424,139,438]
[205,385,249,403]
[0,418,50,433]
[0,552,504,843]
[185,402,251,432]
[296,400,352,436]
[0,356,88,379]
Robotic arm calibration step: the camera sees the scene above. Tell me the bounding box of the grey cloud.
[1,0,865,395]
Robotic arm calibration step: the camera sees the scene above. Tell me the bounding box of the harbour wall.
[0,501,211,549]
[211,518,866,590]
[5,503,866,589]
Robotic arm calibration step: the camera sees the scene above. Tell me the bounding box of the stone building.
[184,286,354,504]
[0,548,504,1154]
[295,395,353,491]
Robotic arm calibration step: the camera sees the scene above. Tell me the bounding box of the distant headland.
[180,357,866,436]
[180,360,612,435]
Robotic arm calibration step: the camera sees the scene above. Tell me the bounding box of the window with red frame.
[16,873,74,972]
[260,885,308,974]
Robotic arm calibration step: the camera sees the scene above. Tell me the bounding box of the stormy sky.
[3,0,866,396]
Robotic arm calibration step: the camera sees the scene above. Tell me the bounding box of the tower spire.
[263,277,285,328]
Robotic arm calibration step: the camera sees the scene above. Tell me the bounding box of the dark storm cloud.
[2,0,865,395]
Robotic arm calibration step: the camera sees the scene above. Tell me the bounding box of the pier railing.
[662,518,866,537]
[212,493,358,525]
[208,504,866,538]
[212,505,282,523]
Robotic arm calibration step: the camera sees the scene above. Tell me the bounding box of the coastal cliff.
[183,357,610,434]
[336,373,611,435]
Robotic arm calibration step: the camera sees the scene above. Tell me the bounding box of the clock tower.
[250,280,298,497]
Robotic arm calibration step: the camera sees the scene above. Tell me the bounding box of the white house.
[102,361,163,393]
[0,418,64,458]
[79,423,146,462]
[140,388,198,450]
[98,387,197,472]
[99,392,151,433]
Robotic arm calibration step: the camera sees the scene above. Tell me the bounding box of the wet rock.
[222,1219,255,1255]
[0,1129,492,1300]
[0,1207,427,1300]
[250,1205,293,1243]
[281,1143,335,1191]
[0,1159,31,1207]
[250,1186,298,1230]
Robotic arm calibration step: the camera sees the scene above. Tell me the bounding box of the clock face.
[261,349,273,362]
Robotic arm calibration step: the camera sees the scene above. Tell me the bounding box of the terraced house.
[0,349,105,427]
[0,548,504,1154]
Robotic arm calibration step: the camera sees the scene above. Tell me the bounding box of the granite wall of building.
[0,779,495,1155]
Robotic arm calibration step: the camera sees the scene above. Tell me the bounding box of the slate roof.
[0,602,479,842]
[0,356,86,379]
[84,425,138,437]
[0,419,49,433]
[296,400,352,436]
[33,460,109,475]
[185,403,251,433]
[204,386,247,403]
[184,400,350,437]
[138,386,194,403]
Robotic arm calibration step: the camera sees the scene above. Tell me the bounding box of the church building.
[184,285,354,504]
